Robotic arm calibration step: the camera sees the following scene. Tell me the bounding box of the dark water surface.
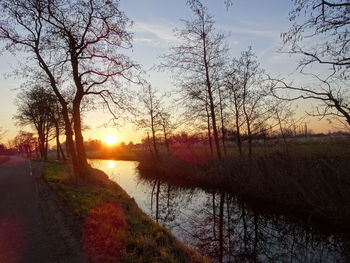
[88,159,350,263]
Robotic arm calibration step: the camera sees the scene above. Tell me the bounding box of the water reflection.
[89,159,350,263]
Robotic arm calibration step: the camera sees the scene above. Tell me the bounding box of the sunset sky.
[0,0,333,144]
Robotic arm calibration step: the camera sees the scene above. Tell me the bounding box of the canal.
[89,159,349,263]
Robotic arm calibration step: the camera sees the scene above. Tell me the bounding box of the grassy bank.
[0,155,10,164]
[43,162,209,263]
[137,138,350,232]
[85,137,350,231]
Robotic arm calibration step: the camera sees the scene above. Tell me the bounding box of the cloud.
[134,37,154,43]
[218,19,283,44]
[133,21,176,43]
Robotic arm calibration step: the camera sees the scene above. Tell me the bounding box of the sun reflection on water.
[107,160,116,169]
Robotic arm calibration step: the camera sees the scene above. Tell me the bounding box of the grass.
[0,155,10,164]
[43,161,209,263]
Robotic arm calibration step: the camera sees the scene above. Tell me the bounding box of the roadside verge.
[42,161,209,263]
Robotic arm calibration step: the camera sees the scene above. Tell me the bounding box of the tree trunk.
[35,50,79,180]
[206,103,214,157]
[70,46,90,181]
[276,110,289,154]
[242,90,252,158]
[38,129,46,159]
[234,98,243,157]
[72,95,89,181]
[246,118,252,158]
[202,28,221,159]
[58,142,67,162]
[162,125,170,154]
[55,122,61,160]
[151,125,158,158]
[218,88,227,157]
[150,109,159,158]
[44,123,49,161]
[205,68,221,159]
[147,132,153,156]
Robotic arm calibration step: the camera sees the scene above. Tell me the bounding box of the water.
[88,159,350,263]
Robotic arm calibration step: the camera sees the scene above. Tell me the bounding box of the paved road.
[0,156,86,263]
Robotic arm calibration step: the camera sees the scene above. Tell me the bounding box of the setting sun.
[107,160,116,169]
[104,135,117,146]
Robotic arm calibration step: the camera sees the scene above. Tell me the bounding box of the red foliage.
[82,203,128,263]
[169,143,213,165]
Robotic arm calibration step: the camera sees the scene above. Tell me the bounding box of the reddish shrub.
[169,144,213,165]
[82,203,128,263]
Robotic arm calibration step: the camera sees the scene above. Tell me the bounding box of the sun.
[104,135,117,146]
[107,160,116,169]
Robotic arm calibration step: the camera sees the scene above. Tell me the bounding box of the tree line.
[1,0,349,181]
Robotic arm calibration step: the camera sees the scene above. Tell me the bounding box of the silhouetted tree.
[283,0,350,76]
[136,85,162,158]
[224,60,244,156]
[14,86,57,160]
[224,48,267,158]
[161,0,228,159]
[0,0,139,180]
[12,131,37,158]
[0,0,79,178]
[44,0,139,178]
[159,111,173,154]
[0,127,6,142]
[270,0,350,129]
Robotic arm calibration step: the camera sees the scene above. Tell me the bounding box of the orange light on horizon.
[104,135,117,146]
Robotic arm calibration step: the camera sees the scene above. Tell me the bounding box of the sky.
[0,0,334,144]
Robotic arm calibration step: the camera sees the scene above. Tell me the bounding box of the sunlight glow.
[104,135,117,146]
[107,160,116,169]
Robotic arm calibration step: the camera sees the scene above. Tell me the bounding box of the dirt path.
[0,156,87,263]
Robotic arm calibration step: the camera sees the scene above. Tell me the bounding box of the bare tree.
[224,48,266,158]
[136,85,162,158]
[217,84,228,157]
[269,76,350,128]
[0,0,139,180]
[272,0,350,129]
[179,80,215,157]
[0,127,7,142]
[12,131,37,158]
[224,61,244,156]
[0,0,80,178]
[273,103,295,154]
[161,0,228,159]
[14,85,57,160]
[283,0,350,76]
[43,0,139,178]
[48,95,67,161]
[159,110,175,154]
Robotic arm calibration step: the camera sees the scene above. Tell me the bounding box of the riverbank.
[42,161,209,263]
[86,137,350,232]
[137,149,350,232]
